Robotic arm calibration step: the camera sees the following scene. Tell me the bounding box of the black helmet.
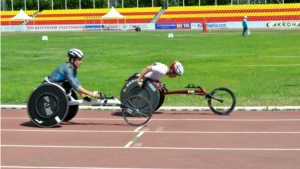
[68,48,84,58]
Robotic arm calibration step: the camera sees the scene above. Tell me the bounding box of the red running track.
[1,109,300,169]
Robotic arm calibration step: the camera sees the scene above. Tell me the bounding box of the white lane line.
[2,117,300,121]
[0,166,160,169]
[156,127,164,131]
[2,144,300,151]
[124,132,145,148]
[2,129,300,134]
[1,117,126,120]
[2,105,300,111]
[134,125,144,132]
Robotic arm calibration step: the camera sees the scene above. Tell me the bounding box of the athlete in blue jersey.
[44,48,101,100]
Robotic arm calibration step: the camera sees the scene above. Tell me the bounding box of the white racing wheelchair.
[27,83,153,128]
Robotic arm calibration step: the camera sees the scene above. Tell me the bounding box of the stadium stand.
[1,10,36,25]
[156,3,300,23]
[2,4,299,26]
[25,7,161,25]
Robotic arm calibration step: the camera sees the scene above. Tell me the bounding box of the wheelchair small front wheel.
[207,87,236,115]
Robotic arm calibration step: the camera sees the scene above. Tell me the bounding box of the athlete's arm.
[77,87,100,98]
[65,67,100,98]
[137,63,156,87]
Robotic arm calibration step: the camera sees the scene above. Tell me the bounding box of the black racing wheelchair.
[120,74,236,115]
[27,82,153,128]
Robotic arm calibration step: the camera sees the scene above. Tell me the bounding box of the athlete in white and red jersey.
[137,61,184,87]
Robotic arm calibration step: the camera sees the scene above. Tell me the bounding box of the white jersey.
[145,62,168,81]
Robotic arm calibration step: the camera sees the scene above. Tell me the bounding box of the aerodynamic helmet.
[171,60,184,76]
[68,48,84,59]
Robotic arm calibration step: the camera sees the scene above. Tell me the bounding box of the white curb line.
[1,105,300,111]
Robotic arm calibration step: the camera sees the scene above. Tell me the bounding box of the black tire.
[63,90,79,122]
[27,84,69,127]
[122,95,153,126]
[155,94,165,111]
[120,78,160,113]
[207,87,236,115]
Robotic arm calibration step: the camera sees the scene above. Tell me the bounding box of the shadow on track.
[20,121,62,128]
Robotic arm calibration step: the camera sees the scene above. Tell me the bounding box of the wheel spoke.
[122,95,153,126]
[207,87,236,115]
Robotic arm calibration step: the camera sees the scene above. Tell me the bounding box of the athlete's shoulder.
[153,62,167,67]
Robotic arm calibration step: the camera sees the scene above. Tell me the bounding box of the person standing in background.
[242,16,248,36]
[201,18,208,33]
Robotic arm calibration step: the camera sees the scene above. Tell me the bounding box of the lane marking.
[133,143,143,147]
[2,129,300,134]
[134,126,144,132]
[2,117,300,121]
[0,166,159,169]
[124,132,144,148]
[2,105,300,111]
[141,128,149,131]
[2,144,300,151]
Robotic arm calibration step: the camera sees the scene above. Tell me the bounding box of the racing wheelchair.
[27,82,153,128]
[120,74,236,115]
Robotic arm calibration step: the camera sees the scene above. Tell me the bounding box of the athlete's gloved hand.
[137,81,143,88]
[93,91,101,98]
[83,96,92,102]
[96,92,106,99]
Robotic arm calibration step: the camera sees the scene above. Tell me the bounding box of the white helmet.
[171,60,184,76]
[68,48,84,58]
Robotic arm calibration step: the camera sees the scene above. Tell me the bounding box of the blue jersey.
[47,62,81,90]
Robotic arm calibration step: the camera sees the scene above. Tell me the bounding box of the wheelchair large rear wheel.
[27,84,69,127]
[122,95,153,126]
[63,90,79,122]
[120,78,160,114]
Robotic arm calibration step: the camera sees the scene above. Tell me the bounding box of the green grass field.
[1,29,300,106]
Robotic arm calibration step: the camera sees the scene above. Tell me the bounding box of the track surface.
[1,109,300,169]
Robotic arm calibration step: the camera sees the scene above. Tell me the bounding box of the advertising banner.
[176,23,190,29]
[155,23,177,29]
[1,25,27,31]
[83,24,155,30]
[84,24,103,29]
[119,23,155,30]
[191,22,228,29]
[27,25,85,31]
[266,21,300,28]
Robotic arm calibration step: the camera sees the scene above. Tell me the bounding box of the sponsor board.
[100,24,120,30]
[1,25,27,31]
[27,25,84,31]
[155,23,177,29]
[176,23,190,29]
[266,21,300,28]
[0,25,85,31]
[191,22,228,29]
[84,24,103,29]
[84,23,155,30]
[120,23,155,30]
